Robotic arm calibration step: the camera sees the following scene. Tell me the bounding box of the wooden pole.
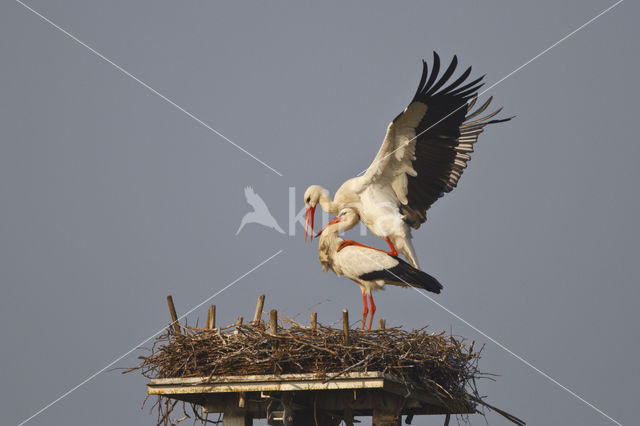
[378,318,386,330]
[269,309,278,334]
[342,310,349,345]
[166,295,181,335]
[344,406,354,426]
[310,312,317,330]
[253,294,265,324]
[222,410,252,426]
[206,305,216,329]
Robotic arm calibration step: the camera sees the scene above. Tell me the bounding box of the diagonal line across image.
[349,249,624,426]
[15,0,284,177]
[16,249,283,426]
[356,0,624,178]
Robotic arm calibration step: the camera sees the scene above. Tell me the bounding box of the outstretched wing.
[361,52,512,228]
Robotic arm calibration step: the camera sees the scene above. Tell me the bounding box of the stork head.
[316,208,359,237]
[303,185,329,242]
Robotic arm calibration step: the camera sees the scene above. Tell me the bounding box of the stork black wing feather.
[425,55,458,96]
[422,52,441,94]
[445,74,483,97]
[414,60,429,96]
[395,55,512,228]
[359,258,443,294]
[440,66,473,96]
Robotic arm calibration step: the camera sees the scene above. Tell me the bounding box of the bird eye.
[306,197,310,203]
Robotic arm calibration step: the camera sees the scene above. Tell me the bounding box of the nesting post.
[269,310,278,335]
[252,294,265,325]
[166,295,181,335]
[379,318,386,330]
[234,316,243,334]
[207,305,216,329]
[342,310,350,345]
[310,312,317,330]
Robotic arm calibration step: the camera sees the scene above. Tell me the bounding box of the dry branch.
[131,321,482,408]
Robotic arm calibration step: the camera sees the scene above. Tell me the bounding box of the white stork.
[304,53,512,267]
[316,208,442,330]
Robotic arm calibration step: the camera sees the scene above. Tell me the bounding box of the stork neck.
[317,227,342,273]
[318,193,336,214]
[318,230,343,254]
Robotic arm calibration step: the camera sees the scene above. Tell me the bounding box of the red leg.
[385,238,398,257]
[367,293,376,331]
[361,291,368,331]
[338,239,398,258]
[338,240,387,254]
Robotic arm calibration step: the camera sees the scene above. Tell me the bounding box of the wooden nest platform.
[126,295,524,426]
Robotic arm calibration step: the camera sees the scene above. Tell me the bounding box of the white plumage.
[317,208,442,330]
[305,53,512,268]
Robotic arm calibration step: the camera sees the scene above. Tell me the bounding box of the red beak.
[305,206,316,242]
[315,216,340,237]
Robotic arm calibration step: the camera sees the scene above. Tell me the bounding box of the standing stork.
[304,52,512,267]
[316,208,442,330]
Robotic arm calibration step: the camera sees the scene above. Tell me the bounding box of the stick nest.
[133,320,482,407]
[128,319,526,425]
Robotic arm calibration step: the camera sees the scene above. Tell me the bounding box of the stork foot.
[385,237,398,257]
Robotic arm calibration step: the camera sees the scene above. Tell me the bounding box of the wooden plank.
[147,372,475,414]
[150,371,387,385]
[148,378,387,394]
[382,380,447,407]
[148,373,390,394]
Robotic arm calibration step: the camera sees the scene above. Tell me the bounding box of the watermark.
[236,186,285,235]
[236,186,370,237]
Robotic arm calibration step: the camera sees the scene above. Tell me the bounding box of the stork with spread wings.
[304,52,512,267]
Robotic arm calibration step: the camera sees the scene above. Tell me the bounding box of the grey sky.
[1,1,638,425]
